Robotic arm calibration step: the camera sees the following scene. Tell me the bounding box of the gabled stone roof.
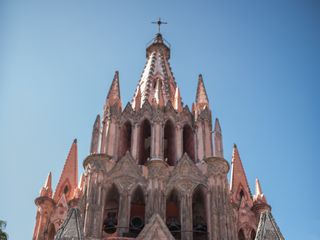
[255,211,284,240]
[54,208,84,240]
[136,213,175,240]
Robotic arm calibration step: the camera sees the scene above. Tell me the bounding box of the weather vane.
[152,17,167,33]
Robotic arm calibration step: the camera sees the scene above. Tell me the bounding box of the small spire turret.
[105,71,122,109]
[253,178,268,204]
[195,74,209,109]
[90,114,100,154]
[214,118,224,158]
[252,178,271,219]
[40,172,53,198]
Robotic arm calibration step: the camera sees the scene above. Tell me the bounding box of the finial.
[73,138,77,144]
[255,178,263,196]
[45,172,52,188]
[214,118,222,132]
[152,17,167,33]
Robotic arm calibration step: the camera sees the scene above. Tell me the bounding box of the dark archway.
[103,184,120,235]
[192,185,207,240]
[129,186,145,236]
[164,120,176,166]
[238,229,245,240]
[183,125,195,161]
[138,119,151,165]
[166,189,181,239]
[250,229,256,240]
[118,121,132,159]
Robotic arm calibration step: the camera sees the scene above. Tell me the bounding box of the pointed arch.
[129,185,146,236]
[250,229,256,240]
[192,185,208,240]
[183,124,195,161]
[138,119,151,165]
[103,184,120,235]
[118,121,132,159]
[166,188,181,239]
[238,228,245,240]
[164,119,176,166]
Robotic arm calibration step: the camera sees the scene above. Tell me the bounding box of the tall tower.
[33,31,284,240]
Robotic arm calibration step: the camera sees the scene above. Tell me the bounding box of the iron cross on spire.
[152,17,167,33]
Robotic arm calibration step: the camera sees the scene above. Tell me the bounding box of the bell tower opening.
[138,119,151,165]
[192,185,207,240]
[183,124,195,161]
[119,121,132,159]
[166,189,181,239]
[164,120,176,166]
[238,229,245,240]
[129,186,145,236]
[251,229,256,240]
[103,184,120,235]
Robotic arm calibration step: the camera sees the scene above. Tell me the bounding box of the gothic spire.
[213,118,224,158]
[195,74,209,109]
[105,71,122,109]
[230,144,252,204]
[132,33,178,108]
[40,172,53,197]
[54,139,78,202]
[90,114,100,154]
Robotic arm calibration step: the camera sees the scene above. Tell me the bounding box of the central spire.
[132,32,179,110]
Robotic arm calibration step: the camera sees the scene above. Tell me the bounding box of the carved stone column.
[145,160,169,222]
[205,156,237,240]
[34,197,55,240]
[180,192,193,240]
[83,154,108,239]
[131,123,140,161]
[117,191,130,235]
[195,122,205,161]
[175,124,183,162]
[204,121,213,157]
[151,121,162,159]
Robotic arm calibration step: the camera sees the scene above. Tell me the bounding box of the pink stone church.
[33,32,284,240]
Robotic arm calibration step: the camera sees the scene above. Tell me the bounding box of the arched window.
[183,125,195,161]
[250,229,256,240]
[166,189,181,239]
[238,229,245,240]
[118,121,132,159]
[164,120,176,166]
[192,185,207,240]
[47,223,56,240]
[138,119,151,165]
[129,186,145,236]
[103,184,120,235]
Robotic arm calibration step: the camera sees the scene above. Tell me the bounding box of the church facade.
[33,32,284,240]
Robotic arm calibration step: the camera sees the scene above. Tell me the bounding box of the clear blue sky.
[0,1,319,239]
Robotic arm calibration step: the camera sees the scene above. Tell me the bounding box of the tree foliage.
[0,220,8,240]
